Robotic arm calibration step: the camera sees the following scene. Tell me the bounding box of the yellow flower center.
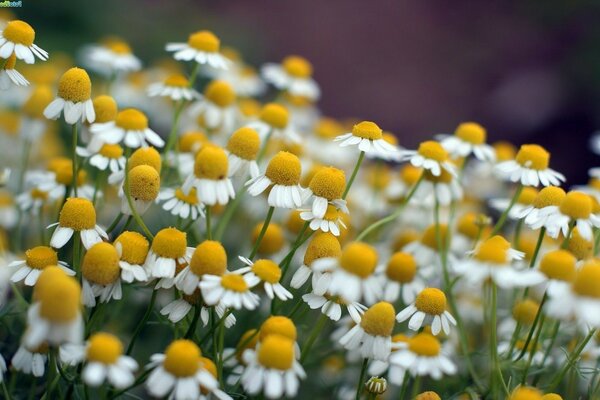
[82,243,121,286]
[257,335,294,370]
[509,387,543,400]
[532,186,566,209]
[164,74,189,88]
[515,144,550,170]
[322,205,342,222]
[22,86,53,119]
[59,198,96,230]
[152,228,187,259]
[106,41,131,55]
[518,187,538,205]
[187,30,220,53]
[54,162,86,187]
[174,187,199,205]
[128,165,160,202]
[227,127,260,160]
[315,118,343,139]
[408,333,441,357]
[25,246,58,270]
[115,108,148,131]
[309,167,345,200]
[339,242,378,278]
[260,316,297,341]
[252,259,282,284]
[220,274,248,292]
[33,266,66,302]
[456,212,480,239]
[493,141,516,161]
[3,20,35,46]
[415,288,447,315]
[30,188,48,200]
[38,275,81,322]
[416,392,442,400]
[86,333,123,364]
[93,95,118,123]
[386,252,417,283]
[399,165,423,187]
[0,192,11,206]
[99,143,123,159]
[541,395,562,400]
[129,147,162,173]
[512,299,539,325]
[260,103,289,129]
[282,55,313,78]
[559,191,592,220]
[163,340,201,377]
[568,227,593,260]
[303,232,342,266]
[474,236,509,264]
[3,53,16,70]
[420,224,448,251]
[539,250,576,282]
[423,168,453,184]
[179,131,208,153]
[194,145,228,180]
[418,141,448,162]
[351,121,383,140]
[189,240,227,277]
[360,301,396,337]
[383,132,399,146]
[0,110,20,136]
[455,122,486,145]
[239,98,261,118]
[252,223,284,255]
[204,80,236,108]
[114,231,149,265]
[572,261,600,298]
[57,68,92,103]
[265,151,301,186]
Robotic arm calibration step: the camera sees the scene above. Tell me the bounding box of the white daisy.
[495,144,565,187]
[516,186,565,232]
[0,53,28,90]
[200,272,260,310]
[437,122,495,162]
[48,198,107,250]
[289,232,341,292]
[396,288,457,336]
[43,68,95,125]
[80,243,127,308]
[147,74,199,101]
[145,228,192,279]
[412,168,462,207]
[90,108,164,149]
[113,231,149,283]
[247,102,301,144]
[9,246,73,286]
[11,343,47,377]
[299,204,347,237]
[157,187,205,220]
[489,186,539,223]
[376,252,426,305]
[261,55,320,100]
[543,191,600,241]
[166,30,230,70]
[401,140,456,177]
[182,146,235,206]
[0,20,48,64]
[225,126,261,179]
[237,257,293,301]
[302,293,366,323]
[82,38,142,76]
[188,79,238,134]
[389,332,456,380]
[76,143,126,174]
[334,121,399,159]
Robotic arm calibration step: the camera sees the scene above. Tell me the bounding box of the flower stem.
[205,206,212,240]
[248,206,274,260]
[532,320,560,385]
[514,292,547,362]
[126,289,157,355]
[299,312,328,363]
[106,212,124,235]
[490,184,523,236]
[355,358,368,400]
[548,328,596,391]
[71,124,79,197]
[184,305,201,339]
[342,151,365,200]
[124,150,154,240]
[521,313,546,385]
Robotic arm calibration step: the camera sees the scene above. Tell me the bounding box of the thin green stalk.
[248,206,275,260]
[185,305,201,339]
[343,151,365,199]
[217,312,226,387]
[533,320,560,385]
[92,170,106,205]
[490,184,523,236]
[45,349,58,398]
[1,379,11,400]
[521,313,545,385]
[489,283,501,397]
[126,289,157,355]
[73,234,82,281]
[71,124,79,197]
[124,152,154,240]
[299,312,328,363]
[561,221,576,249]
[410,375,421,399]
[205,206,212,240]
[105,212,124,235]
[398,373,410,400]
[548,328,597,391]
[162,99,186,169]
[355,358,368,400]
[515,292,547,362]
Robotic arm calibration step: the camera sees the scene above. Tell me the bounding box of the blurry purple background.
[21,0,600,182]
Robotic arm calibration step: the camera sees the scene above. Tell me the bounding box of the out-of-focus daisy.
[290,232,341,292]
[334,121,399,159]
[304,166,347,219]
[147,73,199,101]
[77,142,126,173]
[412,168,462,206]
[389,332,456,380]
[16,186,49,216]
[517,186,566,232]
[496,144,565,187]
[120,164,160,216]
[169,131,209,177]
[90,108,164,149]
[190,79,237,133]
[302,292,366,323]
[81,243,125,307]
[386,164,423,202]
[246,151,305,209]
[544,191,600,241]
[396,288,456,335]
[33,158,93,201]
[166,30,230,70]
[451,212,491,255]
[0,191,17,229]
[226,126,261,179]
[113,231,149,283]
[238,257,293,301]
[498,339,545,365]
[108,146,162,193]
[377,251,425,304]
[48,197,107,250]
[175,240,227,295]
[490,187,538,223]
[258,316,300,357]
[83,37,142,76]
[247,102,301,143]
[9,246,73,286]
[403,224,453,279]
[437,122,495,162]
[0,20,48,63]
[250,222,287,258]
[536,249,576,292]
[11,342,48,377]
[262,55,320,100]
[60,332,137,389]
[340,302,397,360]
[157,187,205,220]
[402,140,456,177]
[200,271,260,310]
[145,227,191,279]
[220,64,266,97]
[300,204,347,236]
[44,67,96,125]
[182,145,235,206]
[0,53,28,90]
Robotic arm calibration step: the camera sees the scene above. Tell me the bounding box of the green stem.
[71,124,79,197]
[92,170,105,205]
[184,305,201,339]
[561,221,576,249]
[398,373,410,400]
[521,313,546,385]
[205,206,212,240]
[355,358,368,400]
[248,206,275,260]
[73,233,82,281]
[490,184,523,236]
[533,320,560,386]
[342,151,365,200]
[410,375,421,399]
[299,313,328,363]
[217,311,226,387]
[1,379,11,400]
[515,292,547,362]
[126,289,157,355]
[489,283,501,396]
[548,328,596,391]
[124,151,154,240]
[106,212,124,235]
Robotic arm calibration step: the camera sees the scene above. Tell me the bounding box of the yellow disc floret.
[515,144,550,170]
[260,316,297,341]
[315,117,343,139]
[38,275,81,322]
[194,146,228,180]
[163,339,201,377]
[115,108,148,131]
[33,266,67,302]
[421,224,448,251]
[303,232,341,266]
[309,167,345,200]
[568,227,593,260]
[386,252,417,283]
[188,31,220,53]
[164,74,189,88]
[252,259,282,284]
[204,80,236,108]
[82,242,121,286]
[559,191,592,220]
[572,261,600,298]
[227,127,260,160]
[179,131,208,153]
[86,332,123,364]
[408,333,441,356]
[128,165,160,201]
[257,334,294,370]
[360,301,395,337]
[190,240,227,277]
[415,288,447,315]
[532,186,566,209]
[474,236,509,264]
[351,121,382,140]
[59,198,96,230]
[339,242,378,278]
[25,246,58,270]
[3,20,35,46]
[236,329,259,362]
[22,86,53,119]
[175,188,199,205]
[416,392,441,400]
[152,228,187,259]
[93,95,118,123]
[512,299,540,325]
[260,103,289,129]
[221,274,248,292]
[509,387,543,400]
[252,223,284,255]
[57,68,92,103]
[539,250,576,282]
[3,53,16,70]
[99,143,123,159]
[455,122,486,145]
[114,231,149,265]
[265,151,301,186]
[282,55,313,78]
[418,141,448,162]
[129,147,162,173]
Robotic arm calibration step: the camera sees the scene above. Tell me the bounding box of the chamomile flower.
[300,204,348,236]
[246,151,305,209]
[0,20,48,64]
[48,198,107,250]
[545,191,600,241]
[200,271,260,310]
[517,186,566,231]
[157,187,205,220]
[261,55,320,100]
[147,73,199,101]
[490,187,538,222]
[169,131,209,177]
[81,243,124,307]
[389,332,456,380]
[108,146,162,192]
[219,64,266,97]
[403,224,453,279]
[498,339,545,365]
[90,108,164,149]
[146,340,221,400]
[258,316,300,355]
[240,334,306,399]
[175,240,227,295]
[113,231,149,283]
[496,144,565,187]
[190,79,237,133]
[121,164,160,215]
[0,191,17,229]
[182,145,235,206]
[247,102,301,143]
[536,250,576,292]
[290,232,342,291]
[60,332,137,389]
[166,30,230,70]
[251,222,286,257]
[339,302,398,360]
[402,140,457,177]
[44,67,96,125]
[396,288,456,335]
[334,121,399,158]
[146,227,191,279]
[77,143,126,173]
[32,158,95,201]
[226,126,261,179]
[0,53,28,90]
[18,86,52,142]
[9,246,73,286]
[83,37,141,76]
[413,168,462,206]
[451,212,491,255]
[304,166,348,219]
[437,122,495,162]
[377,252,425,304]
[238,257,293,301]
[302,292,366,323]
[11,342,48,377]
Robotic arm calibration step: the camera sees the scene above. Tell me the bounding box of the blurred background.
[14,0,600,183]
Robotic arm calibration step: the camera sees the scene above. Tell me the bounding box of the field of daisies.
[1,13,600,400]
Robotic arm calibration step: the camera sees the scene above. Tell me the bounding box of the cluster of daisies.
[0,15,599,400]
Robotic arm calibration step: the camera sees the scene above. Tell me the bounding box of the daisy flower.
[81,243,126,307]
[147,73,199,101]
[261,55,320,100]
[90,108,164,149]
[11,342,48,377]
[77,142,126,174]
[402,224,453,279]
[307,117,354,167]
[516,186,566,232]
[247,102,301,144]
[108,146,162,193]
[386,165,424,202]
[166,30,230,70]
[334,121,399,159]
[290,232,342,292]
[83,37,141,76]
[339,302,398,361]
[189,79,237,134]
[182,145,235,206]
[300,204,348,236]
[498,339,545,365]
[146,339,222,400]
[496,144,565,187]
[226,126,261,179]
[412,168,462,207]
[43,67,96,125]
[302,292,366,323]
[377,251,425,304]
[240,334,306,399]
[121,164,160,216]
[0,53,28,90]
[200,272,260,310]
[545,191,600,241]
[396,288,456,335]
[219,64,266,97]
[451,212,491,255]
[175,240,227,295]
[250,222,287,258]
[402,140,456,177]
[9,246,73,286]
[490,187,538,223]
[160,290,235,328]
[48,198,107,250]
[113,231,149,283]
[0,191,17,229]
[0,20,48,64]
[367,333,410,386]
[145,227,191,279]
[168,131,209,177]
[304,166,348,219]
[437,122,495,162]
[32,159,94,201]
[258,316,300,357]
[537,249,577,292]
[238,257,293,301]
[157,187,205,220]
[15,187,48,216]
[60,332,137,389]
[365,377,388,396]
[389,332,456,380]
[246,151,305,209]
